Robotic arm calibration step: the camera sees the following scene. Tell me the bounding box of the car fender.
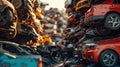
[96,45,119,62]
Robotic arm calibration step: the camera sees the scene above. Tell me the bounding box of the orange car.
[82,36,120,67]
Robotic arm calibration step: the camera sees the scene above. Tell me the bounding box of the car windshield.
[118,0,120,3]
[91,0,105,5]
[113,0,120,4]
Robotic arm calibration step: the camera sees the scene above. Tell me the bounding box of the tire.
[4,8,17,39]
[105,13,120,30]
[99,50,119,67]
[0,9,13,26]
[0,9,17,39]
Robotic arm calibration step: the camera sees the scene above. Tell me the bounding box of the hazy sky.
[40,0,65,10]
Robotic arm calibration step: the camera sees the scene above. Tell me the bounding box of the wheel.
[0,9,13,26]
[99,50,119,67]
[105,13,120,30]
[0,9,17,39]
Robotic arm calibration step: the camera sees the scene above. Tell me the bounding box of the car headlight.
[82,43,98,50]
[86,43,98,49]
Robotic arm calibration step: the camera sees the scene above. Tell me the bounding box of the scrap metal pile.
[0,0,120,67]
[0,0,67,66]
[61,0,120,67]
[0,0,67,48]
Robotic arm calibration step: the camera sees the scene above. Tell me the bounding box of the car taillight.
[38,57,42,67]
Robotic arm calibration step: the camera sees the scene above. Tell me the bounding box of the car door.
[0,54,11,67]
[0,53,32,67]
[0,48,36,67]
[0,52,17,67]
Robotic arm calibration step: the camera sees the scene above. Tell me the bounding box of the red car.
[82,36,120,67]
[84,0,120,30]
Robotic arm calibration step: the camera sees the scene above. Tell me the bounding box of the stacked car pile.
[0,0,69,66]
[64,0,120,67]
[0,0,58,67]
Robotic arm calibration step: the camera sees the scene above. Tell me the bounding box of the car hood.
[95,37,120,45]
[82,36,112,44]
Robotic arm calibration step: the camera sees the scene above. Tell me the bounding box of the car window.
[113,0,120,4]
[113,0,117,4]
[2,43,20,55]
[118,0,120,3]
[2,43,30,55]
[91,0,105,5]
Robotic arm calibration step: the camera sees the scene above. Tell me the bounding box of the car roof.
[0,41,19,46]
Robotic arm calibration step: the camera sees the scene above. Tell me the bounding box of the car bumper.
[84,15,105,24]
[82,49,99,62]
